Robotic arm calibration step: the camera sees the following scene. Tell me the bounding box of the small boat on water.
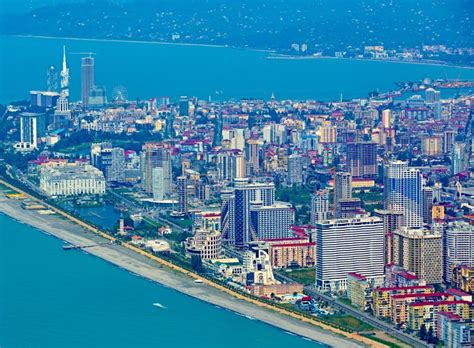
[153,302,166,308]
[194,279,204,284]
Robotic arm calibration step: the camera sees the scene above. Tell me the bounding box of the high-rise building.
[90,143,125,182]
[216,150,245,182]
[152,167,164,200]
[245,139,262,173]
[445,221,474,283]
[385,161,423,228]
[392,227,443,284]
[179,96,189,116]
[381,109,391,129]
[422,136,442,156]
[221,178,275,247]
[425,88,440,103]
[18,112,46,149]
[374,209,403,265]
[47,65,58,92]
[346,142,377,178]
[287,154,303,185]
[176,176,188,215]
[250,201,294,239]
[315,217,385,291]
[422,187,433,225]
[451,143,468,175]
[310,189,330,225]
[334,172,352,206]
[442,130,455,154]
[81,56,95,108]
[141,143,172,196]
[88,86,107,108]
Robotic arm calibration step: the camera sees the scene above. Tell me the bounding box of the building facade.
[315,217,385,291]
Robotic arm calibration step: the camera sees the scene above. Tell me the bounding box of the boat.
[194,279,204,284]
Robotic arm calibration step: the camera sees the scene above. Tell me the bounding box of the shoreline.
[11,34,276,54]
[11,34,473,70]
[267,54,474,70]
[0,192,366,348]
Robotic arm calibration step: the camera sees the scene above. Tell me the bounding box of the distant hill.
[1,0,472,56]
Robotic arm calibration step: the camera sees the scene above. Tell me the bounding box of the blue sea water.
[0,35,473,104]
[0,213,324,347]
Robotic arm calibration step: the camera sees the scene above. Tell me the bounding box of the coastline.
[12,34,275,54]
[266,54,474,71]
[12,34,473,70]
[0,193,365,348]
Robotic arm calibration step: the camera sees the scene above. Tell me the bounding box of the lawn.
[285,269,315,285]
[322,314,375,332]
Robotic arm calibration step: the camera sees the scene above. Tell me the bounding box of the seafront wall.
[0,178,388,348]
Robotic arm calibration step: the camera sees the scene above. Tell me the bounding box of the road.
[106,189,186,233]
[273,272,428,348]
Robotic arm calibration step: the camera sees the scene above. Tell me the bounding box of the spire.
[62,45,67,72]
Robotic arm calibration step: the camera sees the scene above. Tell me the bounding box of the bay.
[0,35,473,104]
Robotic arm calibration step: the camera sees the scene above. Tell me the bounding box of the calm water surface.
[0,35,473,104]
[0,213,325,347]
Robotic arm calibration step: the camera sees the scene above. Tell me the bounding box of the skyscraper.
[287,154,303,185]
[216,150,245,182]
[451,143,468,175]
[81,56,95,108]
[310,189,330,225]
[315,217,385,291]
[422,187,433,225]
[55,46,70,122]
[385,161,423,228]
[346,142,377,178]
[47,65,57,92]
[176,176,188,215]
[221,178,275,247]
[141,143,172,196]
[19,112,46,149]
[90,143,125,182]
[245,139,262,173]
[444,221,474,283]
[392,227,443,284]
[374,209,404,265]
[334,172,352,205]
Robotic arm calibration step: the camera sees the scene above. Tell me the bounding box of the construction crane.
[70,52,96,57]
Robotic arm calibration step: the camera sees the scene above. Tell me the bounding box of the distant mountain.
[1,0,472,55]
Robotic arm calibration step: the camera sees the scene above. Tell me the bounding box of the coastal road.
[303,286,429,348]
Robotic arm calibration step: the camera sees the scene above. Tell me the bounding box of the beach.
[0,193,364,348]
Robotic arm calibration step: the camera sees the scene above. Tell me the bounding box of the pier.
[63,241,111,251]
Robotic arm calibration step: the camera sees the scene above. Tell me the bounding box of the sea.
[0,35,473,104]
[0,213,324,347]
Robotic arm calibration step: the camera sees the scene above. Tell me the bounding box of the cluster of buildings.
[6,46,474,346]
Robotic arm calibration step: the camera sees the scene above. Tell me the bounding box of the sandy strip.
[0,196,363,348]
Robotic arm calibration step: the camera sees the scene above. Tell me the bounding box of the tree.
[419,323,427,341]
[427,326,435,344]
[191,255,204,273]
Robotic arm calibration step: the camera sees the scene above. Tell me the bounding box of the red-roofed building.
[263,236,315,269]
[408,300,471,332]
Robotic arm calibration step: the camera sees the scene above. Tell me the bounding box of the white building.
[40,163,106,197]
[445,221,474,283]
[385,161,423,228]
[250,201,294,239]
[315,217,385,292]
[311,189,330,225]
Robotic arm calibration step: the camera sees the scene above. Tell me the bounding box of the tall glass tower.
[81,56,95,108]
